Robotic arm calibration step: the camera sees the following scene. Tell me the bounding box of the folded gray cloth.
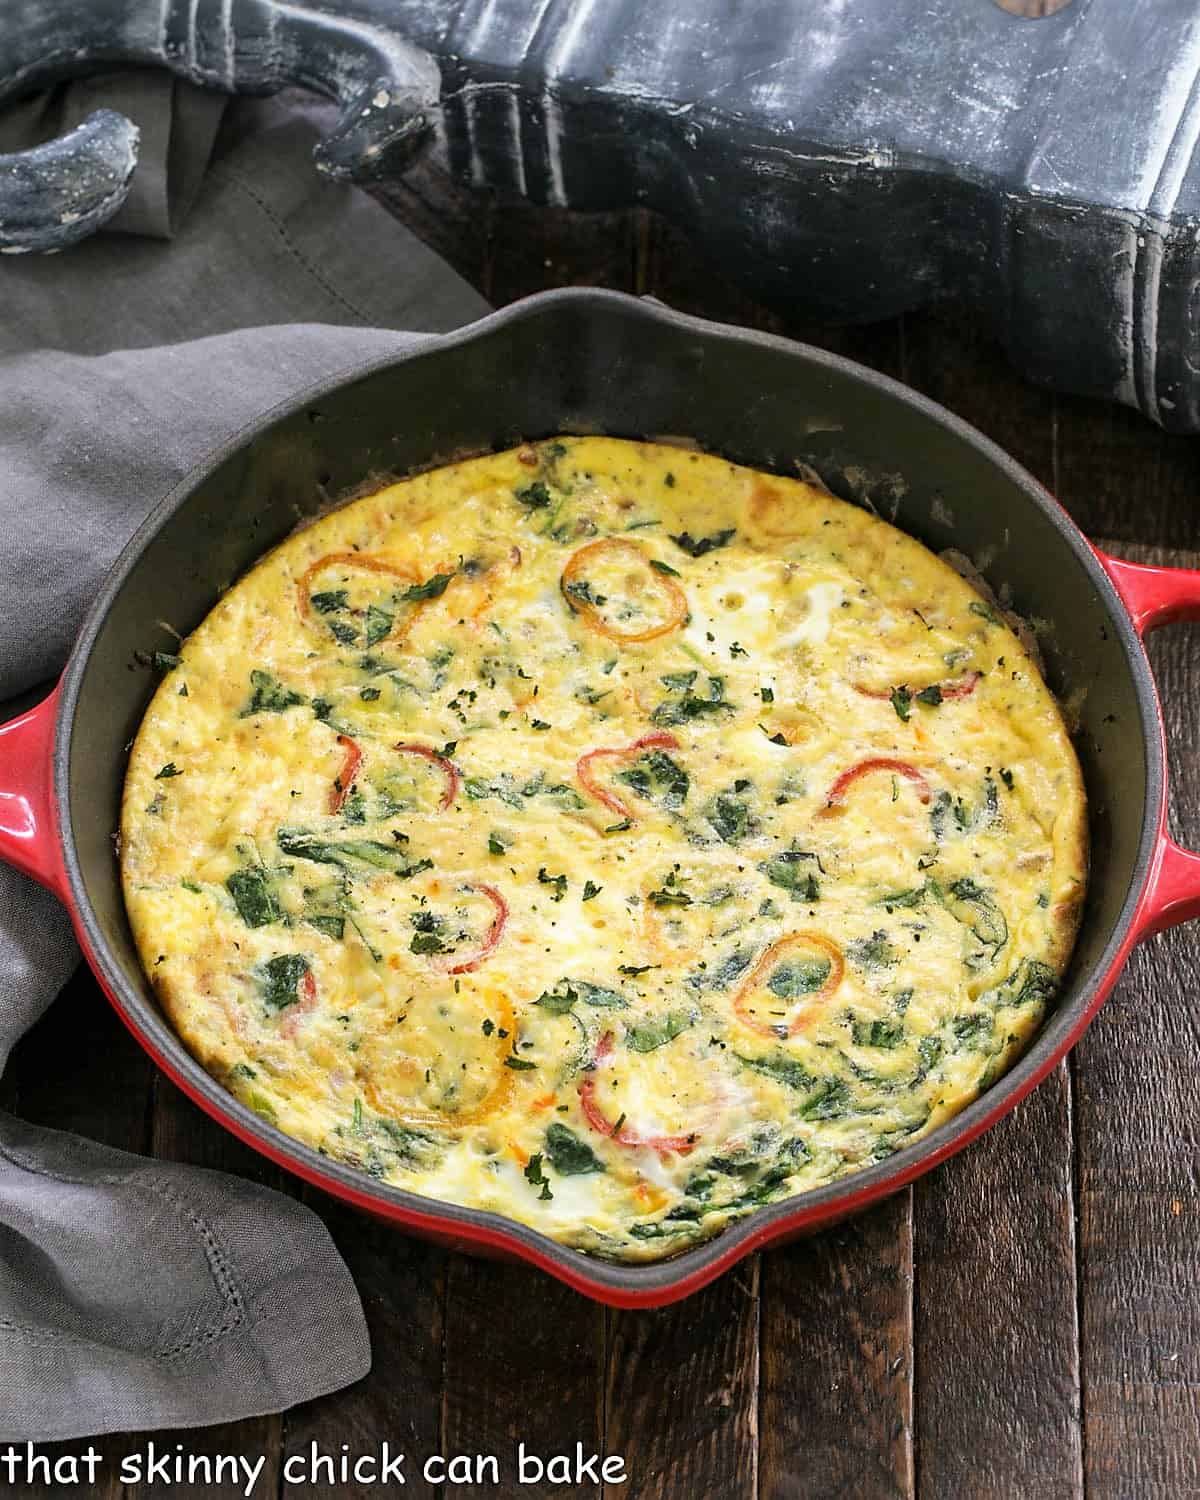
[0,77,489,1442]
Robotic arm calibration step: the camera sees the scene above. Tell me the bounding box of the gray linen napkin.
[0,77,489,1442]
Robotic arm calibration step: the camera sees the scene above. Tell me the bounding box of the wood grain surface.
[7,72,1200,1497]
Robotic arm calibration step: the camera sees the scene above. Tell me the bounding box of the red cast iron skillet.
[2,289,1199,1308]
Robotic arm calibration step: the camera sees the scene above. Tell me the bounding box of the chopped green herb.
[155,762,181,779]
[504,1056,538,1071]
[917,684,943,707]
[399,572,454,603]
[487,830,510,856]
[582,880,602,901]
[153,651,181,674]
[515,480,552,510]
[760,686,775,703]
[524,1152,553,1200]
[891,685,912,722]
[650,558,682,577]
[669,528,736,558]
[537,867,568,902]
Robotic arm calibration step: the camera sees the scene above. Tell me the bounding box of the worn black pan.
[3,289,1198,1306]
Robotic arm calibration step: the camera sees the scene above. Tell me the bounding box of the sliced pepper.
[561,538,688,643]
[732,931,845,1038]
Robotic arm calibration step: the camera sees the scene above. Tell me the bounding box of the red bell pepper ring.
[732,931,845,1038]
[439,883,508,975]
[394,742,461,811]
[329,734,363,814]
[578,1031,701,1156]
[280,968,318,1040]
[576,730,681,821]
[823,757,932,810]
[855,671,981,702]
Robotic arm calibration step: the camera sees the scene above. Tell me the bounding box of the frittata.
[121,438,1087,1261]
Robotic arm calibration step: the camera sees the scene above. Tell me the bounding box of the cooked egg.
[121,438,1087,1263]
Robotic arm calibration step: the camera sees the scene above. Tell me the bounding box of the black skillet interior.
[59,289,1155,1292]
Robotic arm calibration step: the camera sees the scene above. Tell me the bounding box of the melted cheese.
[121,439,1088,1263]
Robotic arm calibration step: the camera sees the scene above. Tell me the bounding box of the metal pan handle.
[1097,551,1200,938]
[0,685,67,899]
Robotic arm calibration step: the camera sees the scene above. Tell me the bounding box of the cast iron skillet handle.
[0,687,67,900]
[0,0,440,253]
[0,111,140,254]
[1098,551,1200,938]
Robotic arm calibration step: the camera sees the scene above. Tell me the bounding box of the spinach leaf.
[616,750,689,809]
[625,1009,693,1053]
[941,877,1008,952]
[545,1122,605,1175]
[226,867,280,928]
[759,848,821,901]
[735,1051,813,1091]
[310,589,348,614]
[766,955,831,998]
[706,788,755,844]
[651,685,736,727]
[258,954,311,1013]
[1014,958,1057,1007]
[535,978,628,1014]
[306,914,345,941]
[851,1017,906,1049]
[847,930,898,970]
[239,669,305,717]
[798,1077,852,1120]
[364,604,393,646]
[277,828,432,878]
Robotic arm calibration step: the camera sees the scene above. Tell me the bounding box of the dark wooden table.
[9,146,1200,1500]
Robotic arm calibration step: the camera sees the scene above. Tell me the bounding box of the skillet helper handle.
[0,685,67,899]
[1098,551,1200,937]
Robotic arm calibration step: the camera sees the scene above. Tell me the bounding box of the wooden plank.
[1052,393,1200,548]
[913,1070,1083,1498]
[603,1262,760,1500]
[440,1258,605,1499]
[759,1193,914,1499]
[898,316,1084,1498]
[1074,540,1200,1499]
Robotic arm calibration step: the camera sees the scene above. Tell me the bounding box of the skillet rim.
[51,287,1164,1302]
